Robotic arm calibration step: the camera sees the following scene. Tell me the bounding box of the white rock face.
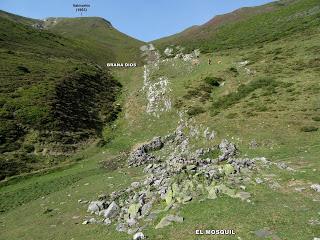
[164,47,173,56]
[142,44,172,117]
[144,75,172,117]
[140,45,201,117]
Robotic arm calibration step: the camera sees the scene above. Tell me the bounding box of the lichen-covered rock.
[128,203,141,219]
[223,164,235,175]
[155,215,184,229]
[207,185,217,200]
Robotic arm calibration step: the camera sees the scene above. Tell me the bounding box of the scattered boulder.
[311,184,320,192]
[87,201,104,214]
[128,203,141,219]
[133,232,145,240]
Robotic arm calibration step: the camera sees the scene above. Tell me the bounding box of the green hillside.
[0,11,144,64]
[0,13,137,179]
[153,0,320,53]
[44,17,144,64]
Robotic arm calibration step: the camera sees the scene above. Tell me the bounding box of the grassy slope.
[46,17,144,64]
[1,1,320,239]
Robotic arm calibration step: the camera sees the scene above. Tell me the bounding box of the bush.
[187,106,205,116]
[17,66,30,73]
[300,126,318,132]
[312,116,320,122]
[174,99,184,109]
[225,112,238,119]
[23,144,35,153]
[229,67,238,75]
[203,77,222,87]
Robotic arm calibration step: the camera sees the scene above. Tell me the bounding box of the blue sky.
[0,0,274,41]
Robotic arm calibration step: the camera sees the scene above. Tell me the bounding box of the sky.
[0,0,275,42]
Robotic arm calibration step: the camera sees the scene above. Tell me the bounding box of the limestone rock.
[103,201,119,218]
[133,232,145,240]
[311,184,320,192]
[87,201,104,214]
[103,218,111,225]
[219,139,237,161]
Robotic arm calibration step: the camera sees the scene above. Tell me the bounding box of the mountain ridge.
[152,0,319,52]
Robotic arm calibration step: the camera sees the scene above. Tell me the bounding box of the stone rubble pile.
[83,120,276,239]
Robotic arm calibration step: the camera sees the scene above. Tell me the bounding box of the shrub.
[229,67,239,76]
[23,144,35,153]
[203,77,222,87]
[187,106,205,116]
[226,113,238,119]
[312,116,320,122]
[17,66,30,73]
[174,99,184,109]
[300,126,318,132]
